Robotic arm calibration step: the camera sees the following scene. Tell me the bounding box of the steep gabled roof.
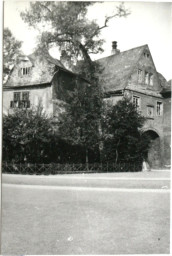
[28,48,65,69]
[97,44,148,92]
[4,48,77,87]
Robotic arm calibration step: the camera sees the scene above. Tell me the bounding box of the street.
[1,170,170,254]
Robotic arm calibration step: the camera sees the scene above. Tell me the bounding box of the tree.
[20,2,129,70]
[3,105,59,163]
[3,28,22,77]
[102,97,150,164]
[58,84,101,165]
[20,2,130,164]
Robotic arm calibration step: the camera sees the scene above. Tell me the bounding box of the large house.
[98,42,171,167]
[3,43,171,168]
[3,48,89,117]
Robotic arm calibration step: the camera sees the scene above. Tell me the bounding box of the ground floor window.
[10,91,30,108]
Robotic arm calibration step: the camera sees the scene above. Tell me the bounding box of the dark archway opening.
[143,130,161,168]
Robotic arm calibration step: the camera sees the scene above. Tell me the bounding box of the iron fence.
[2,162,142,175]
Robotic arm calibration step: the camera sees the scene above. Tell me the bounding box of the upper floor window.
[145,72,149,84]
[138,69,143,82]
[147,105,154,117]
[149,74,153,86]
[144,72,153,86]
[157,102,163,116]
[144,52,150,58]
[21,67,31,76]
[133,95,141,110]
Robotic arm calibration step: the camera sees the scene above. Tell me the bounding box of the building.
[3,43,171,168]
[98,42,171,167]
[3,48,89,118]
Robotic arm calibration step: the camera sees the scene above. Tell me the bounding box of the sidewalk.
[2,170,170,190]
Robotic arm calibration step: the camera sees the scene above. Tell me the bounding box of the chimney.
[111,41,120,55]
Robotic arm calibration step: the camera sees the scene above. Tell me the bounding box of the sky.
[3,1,172,81]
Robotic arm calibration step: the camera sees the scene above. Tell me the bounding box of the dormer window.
[21,67,31,76]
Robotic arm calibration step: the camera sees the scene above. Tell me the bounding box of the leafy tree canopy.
[3,105,58,163]
[57,84,102,163]
[20,1,129,73]
[3,28,22,75]
[102,97,150,163]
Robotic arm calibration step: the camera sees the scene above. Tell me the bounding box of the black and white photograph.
[1,0,171,254]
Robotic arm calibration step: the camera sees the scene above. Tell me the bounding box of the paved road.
[1,171,170,254]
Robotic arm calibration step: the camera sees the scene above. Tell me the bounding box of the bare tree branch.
[39,2,52,14]
[84,4,130,47]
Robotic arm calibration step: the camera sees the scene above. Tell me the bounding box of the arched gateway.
[143,129,161,168]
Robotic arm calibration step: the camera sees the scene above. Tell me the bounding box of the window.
[157,102,163,116]
[22,92,29,101]
[138,69,143,82]
[133,96,141,110]
[147,106,154,117]
[21,67,31,76]
[145,72,149,84]
[143,52,150,58]
[10,91,30,109]
[14,92,21,101]
[149,74,153,86]
[144,71,153,86]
